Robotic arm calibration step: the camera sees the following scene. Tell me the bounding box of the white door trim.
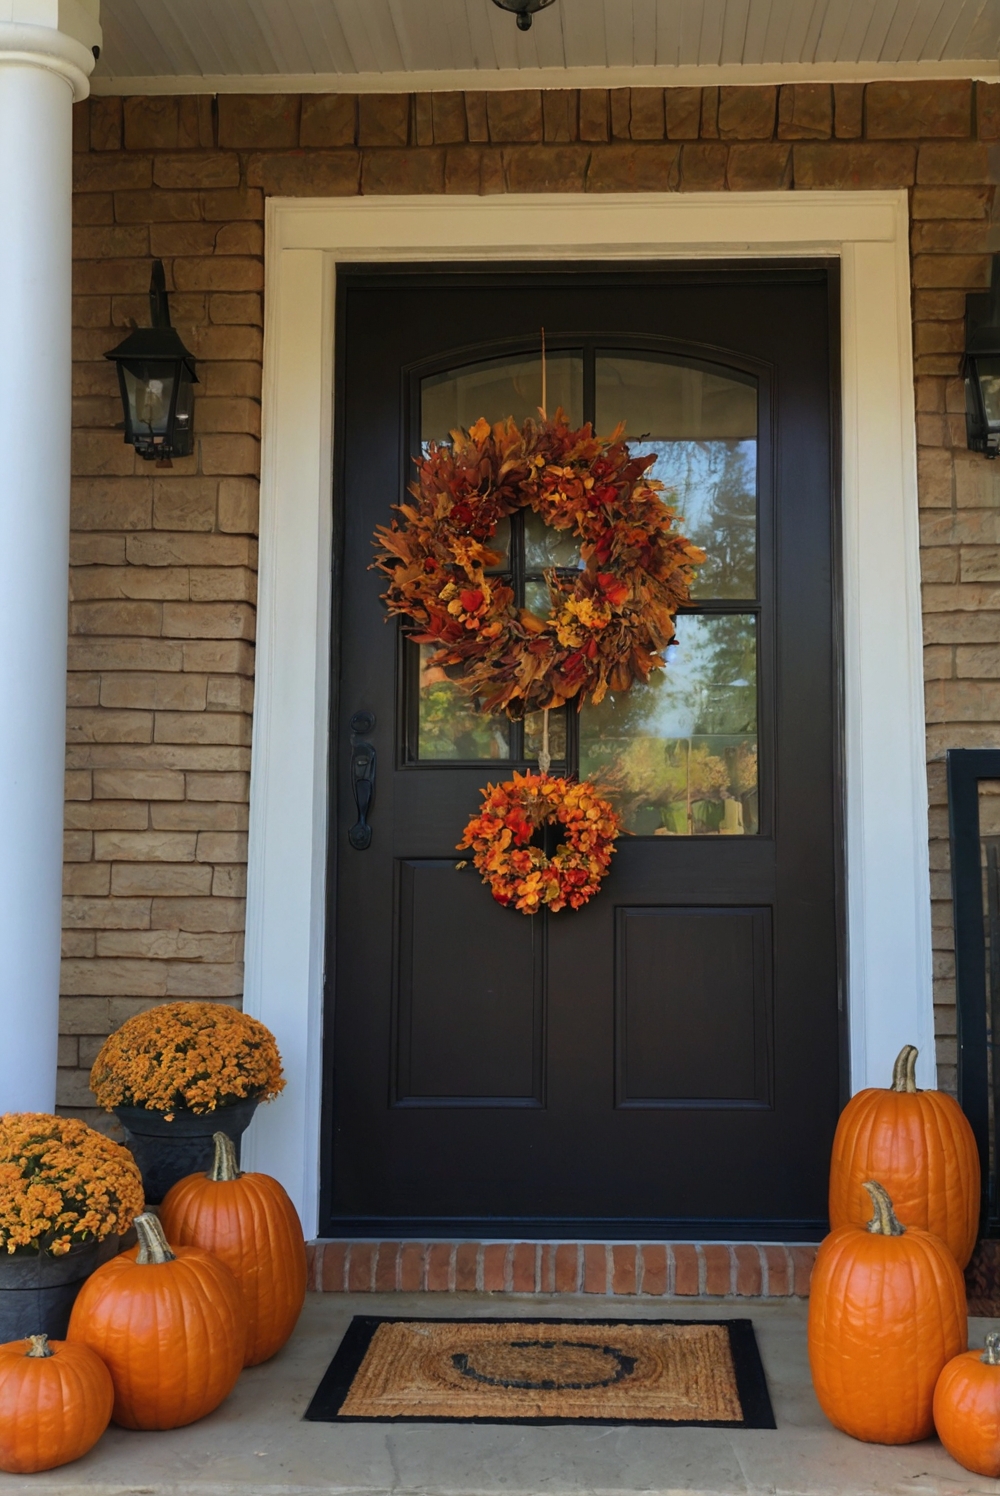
[243,190,929,1237]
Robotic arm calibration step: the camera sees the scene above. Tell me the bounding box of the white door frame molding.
[243,190,929,1237]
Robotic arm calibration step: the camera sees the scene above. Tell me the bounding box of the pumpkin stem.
[134,1212,176,1265]
[25,1335,53,1359]
[983,1333,1000,1366]
[890,1045,919,1093]
[863,1180,906,1236]
[208,1130,242,1182]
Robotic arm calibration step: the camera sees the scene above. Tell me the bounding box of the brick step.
[306,1241,817,1298]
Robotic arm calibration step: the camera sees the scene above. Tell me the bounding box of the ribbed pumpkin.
[828,1044,980,1267]
[67,1212,245,1429]
[934,1331,1000,1477]
[160,1131,307,1366]
[0,1334,113,1474]
[808,1181,967,1444]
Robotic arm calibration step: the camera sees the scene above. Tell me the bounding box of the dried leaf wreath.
[372,411,705,717]
[457,771,621,913]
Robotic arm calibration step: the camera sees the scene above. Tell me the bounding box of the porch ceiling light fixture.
[490,0,557,30]
[965,251,1000,459]
[105,260,197,460]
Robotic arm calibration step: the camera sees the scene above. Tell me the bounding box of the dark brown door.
[323,264,841,1238]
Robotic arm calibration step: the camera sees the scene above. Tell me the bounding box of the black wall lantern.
[965,251,1000,459]
[106,261,197,460]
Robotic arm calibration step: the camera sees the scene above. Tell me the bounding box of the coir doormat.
[304,1317,775,1427]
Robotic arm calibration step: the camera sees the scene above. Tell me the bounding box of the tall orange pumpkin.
[828,1044,980,1267]
[934,1332,1000,1477]
[160,1131,307,1366]
[67,1211,245,1430]
[0,1335,113,1474]
[808,1180,967,1444]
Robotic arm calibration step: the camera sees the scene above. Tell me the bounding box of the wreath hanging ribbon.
[372,409,705,913]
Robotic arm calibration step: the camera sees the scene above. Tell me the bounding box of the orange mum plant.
[458,770,621,913]
[0,1114,143,1256]
[89,1002,285,1118]
[373,412,704,717]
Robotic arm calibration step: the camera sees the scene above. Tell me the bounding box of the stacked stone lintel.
[65,78,1000,1125]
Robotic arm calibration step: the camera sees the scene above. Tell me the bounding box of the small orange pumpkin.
[828,1044,980,1267]
[67,1211,245,1430]
[808,1180,967,1444]
[160,1131,307,1366]
[934,1331,1000,1476]
[0,1334,112,1474]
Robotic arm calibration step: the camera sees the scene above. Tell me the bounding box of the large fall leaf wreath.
[372,411,704,716]
[457,771,620,913]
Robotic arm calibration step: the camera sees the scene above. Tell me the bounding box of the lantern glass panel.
[173,370,194,444]
[122,361,177,442]
[977,356,1000,429]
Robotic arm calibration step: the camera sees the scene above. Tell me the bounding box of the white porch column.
[0,2,100,1112]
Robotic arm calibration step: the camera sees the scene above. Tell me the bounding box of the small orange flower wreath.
[458,771,621,913]
[373,412,704,717]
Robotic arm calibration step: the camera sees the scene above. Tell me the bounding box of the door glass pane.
[523,578,551,621]
[579,614,758,835]
[524,509,583,572]
[595,355,757,600]
[415,644,511,761]
[422,353,584,441]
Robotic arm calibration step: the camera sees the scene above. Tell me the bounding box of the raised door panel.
[615,906,771,1108]
[394,859,545,1105]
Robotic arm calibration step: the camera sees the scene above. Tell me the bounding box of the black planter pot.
[114,1096,259,1204]
[0,1240,103,1342]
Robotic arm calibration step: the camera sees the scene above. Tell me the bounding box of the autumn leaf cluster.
[90,1001,285,1117]
[372,412,704,717]
[0,1113,143,1256]
[457,771,621,913]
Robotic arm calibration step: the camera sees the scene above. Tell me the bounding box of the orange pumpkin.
[160,1131,307,1366]
[67,1211,245,1430]
[0,1334,112,1474]
[808,1180,967,1444]
[934,1331,1000,1476]
[828,1044,980,1267]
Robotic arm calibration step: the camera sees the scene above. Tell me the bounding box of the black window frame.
[947,746,1000,1234]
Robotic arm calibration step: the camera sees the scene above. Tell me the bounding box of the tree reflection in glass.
[579,615,758,835]
[416,644,512,761]
[633,440,756,600]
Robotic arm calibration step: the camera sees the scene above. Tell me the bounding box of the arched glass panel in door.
[409,346,759,837]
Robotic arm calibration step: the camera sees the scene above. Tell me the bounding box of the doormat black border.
[303,1316,776,1428]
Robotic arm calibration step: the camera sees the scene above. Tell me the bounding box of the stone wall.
[65,78,999,1124]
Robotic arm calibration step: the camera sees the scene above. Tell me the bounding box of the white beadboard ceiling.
[91,0,1000,94]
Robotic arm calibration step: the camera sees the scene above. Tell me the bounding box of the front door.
[323,264,841,1238]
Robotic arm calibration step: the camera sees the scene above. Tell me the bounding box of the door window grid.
[406,346,760,837]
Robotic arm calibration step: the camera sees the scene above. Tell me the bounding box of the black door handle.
[349,712,376,850]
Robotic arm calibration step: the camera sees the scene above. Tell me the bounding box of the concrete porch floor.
[1,1293,998,1496]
